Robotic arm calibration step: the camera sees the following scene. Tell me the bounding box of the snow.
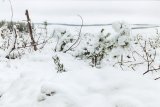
[0,20,160,106]
[1,1,160,105]
[112,21,122,33]
[0,43,160,107]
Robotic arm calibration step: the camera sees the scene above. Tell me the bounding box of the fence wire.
[34,23,160,30]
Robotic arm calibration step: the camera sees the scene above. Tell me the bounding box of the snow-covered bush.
[52,55,66,73]
[110,31,160,74]
[0,23,35,59]
[0,20,28,32]
[0,23,11,38]
[74,29,112,67]
[54,29,75,52]
[71,21,132,68]
[130,35,160,74]
[0,21,54,59]
[111,21,131,58]
[0,24,17,58]
[107,21,133,69]
[146,29,160,49]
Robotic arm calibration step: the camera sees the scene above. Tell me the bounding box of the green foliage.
[74,29,111,68]
[52,55,66,73]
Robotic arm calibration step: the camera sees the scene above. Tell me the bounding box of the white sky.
[0,0,160,24]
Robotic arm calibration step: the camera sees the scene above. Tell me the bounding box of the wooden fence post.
[25,9,37,51]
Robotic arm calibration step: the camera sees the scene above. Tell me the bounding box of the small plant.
[111,21,131,69]
[52,55,66,73]
[54,29,75,52]
[131,35,160,75]
[74,29,111,68]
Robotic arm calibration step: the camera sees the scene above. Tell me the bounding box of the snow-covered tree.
[110,21,131,59]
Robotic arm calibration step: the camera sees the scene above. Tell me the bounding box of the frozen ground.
[1,0,160,106]
[0,24,160,107]
[0,49,159,107]
[0,48,160,107]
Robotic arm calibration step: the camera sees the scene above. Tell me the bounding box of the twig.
[154,77,160,80]
[143,67,160,75]
[16,32,55,50]
[8,0,13,30]
[54,34,60,52]
[64,15,83,53]
[5,26,18,59]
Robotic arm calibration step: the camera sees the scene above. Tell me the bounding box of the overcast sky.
[0,0,160,24]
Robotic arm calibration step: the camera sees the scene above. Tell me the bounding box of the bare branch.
[64,15,83,53]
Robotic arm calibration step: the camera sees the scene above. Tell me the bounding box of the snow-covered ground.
[1,0,160,107]
[0,47,160,107]
[0,22,160,107]
[0,49,159,107]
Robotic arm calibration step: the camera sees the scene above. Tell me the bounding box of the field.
[1,0,160,107]
[0,21,160,107]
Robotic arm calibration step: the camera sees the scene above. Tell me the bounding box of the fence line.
[35,23,112,26]
[132,26,160,30]
[34,23,160,29]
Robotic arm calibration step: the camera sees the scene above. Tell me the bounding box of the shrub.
[52,55,66,73]
[54,29,75,52]
[74,29,112,67]
[0,20,28,32]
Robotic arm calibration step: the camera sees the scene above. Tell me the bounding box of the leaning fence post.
[25,9,37,51]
